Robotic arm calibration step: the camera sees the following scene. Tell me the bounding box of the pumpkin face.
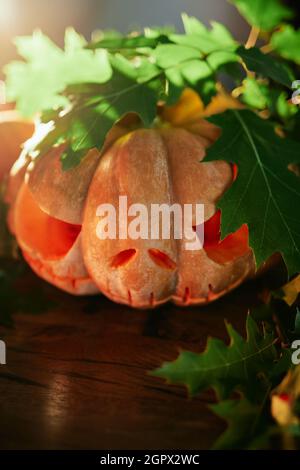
[8,92,255,307]
[81,127,254,307]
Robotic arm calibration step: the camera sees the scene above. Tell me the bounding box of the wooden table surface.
[0,263,283,450]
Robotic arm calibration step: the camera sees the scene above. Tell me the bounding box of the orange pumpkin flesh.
[8,90,255,307]
[15,183,81,260]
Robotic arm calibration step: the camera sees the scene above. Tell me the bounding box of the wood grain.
[0,262,286,450]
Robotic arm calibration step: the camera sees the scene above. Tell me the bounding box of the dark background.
[0,0,299,78]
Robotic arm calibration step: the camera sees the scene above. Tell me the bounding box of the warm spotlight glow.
[0,0,16,29]
[0,81,6,104]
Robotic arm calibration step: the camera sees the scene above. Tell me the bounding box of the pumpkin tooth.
[183,286,191,304]
[149,292,155,307]
[148,249,177,270]
[110,249,137,268]
[22,249,98,295]
[207,284,215,302]
[128,289,132,305]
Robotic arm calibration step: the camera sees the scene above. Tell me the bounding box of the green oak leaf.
[274,91,298,120]
[205,109,300,275]
[156,14,238,99]
[173,15,237,55]
[241,78,270,109]
[271,26,300,64]
[207,50,239,70]
[181,13,237,53]
[135,59,161,83]
[35,54,162,169]
[210,397,273,449]
[229,0,293,31]
[61,148,88,171]
[237,46,293,87]
[87,35,168,50]
[153,44,202,68]
[241,79,297,119]
[153,30,226,105]
[144,26,176,38]
[288,114,300,143]
[4,29,112,117]
[153,315,280,401]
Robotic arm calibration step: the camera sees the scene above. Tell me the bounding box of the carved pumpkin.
[0,107,34,182]
[7,90,255,307]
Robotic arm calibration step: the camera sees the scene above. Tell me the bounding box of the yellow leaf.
[162,87,243,126]
[282,275,300,306]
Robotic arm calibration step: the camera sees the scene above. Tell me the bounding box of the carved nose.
[148,249,177,270]
[110,249,137,268]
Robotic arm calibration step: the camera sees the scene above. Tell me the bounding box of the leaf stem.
[245,26,260,49]
[260,44,274,54]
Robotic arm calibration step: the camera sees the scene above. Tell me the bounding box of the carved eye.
[148,249,177,270]
[203,210,221,248]
[111,249,137,268]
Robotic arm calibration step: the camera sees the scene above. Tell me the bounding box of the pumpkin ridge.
[158,128,181,284]
[27,146,102,225]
